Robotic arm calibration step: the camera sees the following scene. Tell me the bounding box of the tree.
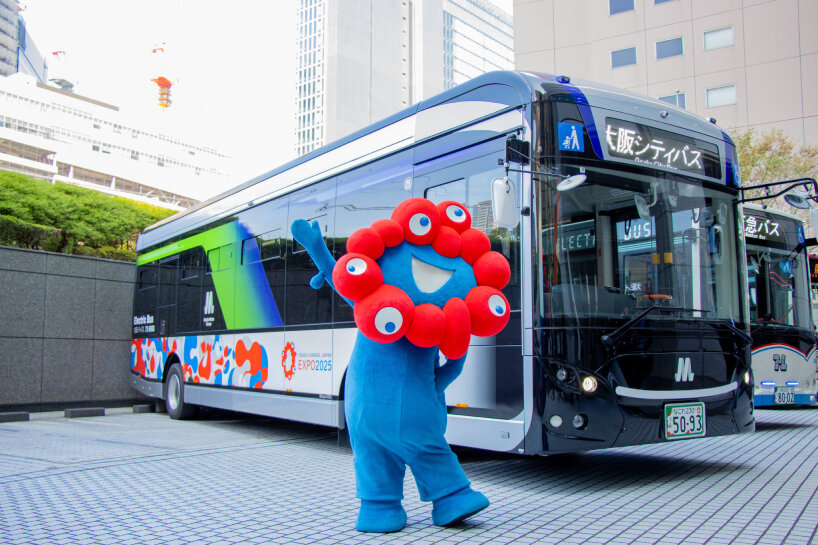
[0,171,177,261]
[731,128,818,235]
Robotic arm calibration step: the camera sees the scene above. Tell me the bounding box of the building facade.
[0,0,47,83]
[514,0,817,145]
[0,73,230,209]
[295,0,513,156]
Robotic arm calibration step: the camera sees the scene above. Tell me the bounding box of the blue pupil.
[495,306,503,314]
[419,216,429,227]
[385,322,396,333]
[454,209,463,217]
[347,265,355,272]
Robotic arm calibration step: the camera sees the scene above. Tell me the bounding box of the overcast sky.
[22,0,512,187]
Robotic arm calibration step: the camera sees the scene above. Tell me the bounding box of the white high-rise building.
[0,0,47,83]
[294,0,513,157]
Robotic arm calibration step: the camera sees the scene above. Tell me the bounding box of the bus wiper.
[715,318,753,345]
[601,306,661,349]
[750,317,774,336]
[601,307,753,349]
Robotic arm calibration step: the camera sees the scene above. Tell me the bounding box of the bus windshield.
[536,163,742,324]
[745,213,812,330]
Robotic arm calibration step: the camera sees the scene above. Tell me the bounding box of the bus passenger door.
[411,137,525,439]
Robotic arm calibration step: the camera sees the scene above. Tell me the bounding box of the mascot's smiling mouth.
[411,255,454,293]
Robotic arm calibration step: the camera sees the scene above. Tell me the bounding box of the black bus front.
[527,89,754,453]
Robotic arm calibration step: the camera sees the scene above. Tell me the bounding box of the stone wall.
[0,246,145,410]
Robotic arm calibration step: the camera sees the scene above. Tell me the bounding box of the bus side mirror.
[811,208,818,239]
[492,177,519,228]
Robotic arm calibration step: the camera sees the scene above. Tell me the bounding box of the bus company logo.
[773,354,787,372]
[674,357,694,382]
[282,341,296,380]
[203,291,215,315]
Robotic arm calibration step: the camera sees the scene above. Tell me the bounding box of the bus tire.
[164,363,197,420]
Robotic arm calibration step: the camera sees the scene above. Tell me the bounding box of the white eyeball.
[345,258,367,275]
[446,205,467,223]
[408,213,432,236]
[374,307,403,335]
[488,294,507,317]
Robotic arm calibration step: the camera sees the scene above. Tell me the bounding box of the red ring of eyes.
[336,197,511,354]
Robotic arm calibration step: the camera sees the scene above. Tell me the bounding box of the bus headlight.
[744,371,751,385]
[556,368,569,381]
[572,414,587,429]
[549,415,563,428]
[581,376,598,393]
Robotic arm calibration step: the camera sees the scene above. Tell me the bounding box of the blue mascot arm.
[291,219,338,291]
[434,352,467,393]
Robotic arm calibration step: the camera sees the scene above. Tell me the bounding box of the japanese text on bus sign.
[744,215,783,243]
[604,118,719,178]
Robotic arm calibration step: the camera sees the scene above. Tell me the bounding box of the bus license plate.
[664,402,706,440]
[775,387,795,405]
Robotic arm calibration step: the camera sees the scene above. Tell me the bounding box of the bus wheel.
[165,364,197,420]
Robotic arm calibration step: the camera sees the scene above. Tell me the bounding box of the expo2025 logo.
[281,341,296,380]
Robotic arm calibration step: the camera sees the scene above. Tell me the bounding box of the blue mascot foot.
[432,487,490,526]
[356,500,407,533]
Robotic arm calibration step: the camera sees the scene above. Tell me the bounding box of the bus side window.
[286,181,336,326]
[242,227,286,326]
[333,150,414,323]
[137,264,158,291]
[157,257,179,336]
[134,264,159,335]
[177,248,204,333]
[158,258,178,308]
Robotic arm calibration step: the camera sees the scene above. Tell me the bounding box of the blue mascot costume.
[292,197,511,532]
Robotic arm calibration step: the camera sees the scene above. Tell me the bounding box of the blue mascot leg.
[349,427,408,532]
[406,445,489,526]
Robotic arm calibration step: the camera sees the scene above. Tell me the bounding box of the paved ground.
[0,407,816,545]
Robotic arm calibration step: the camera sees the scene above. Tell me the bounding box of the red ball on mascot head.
[354,284,414,343]
[465,286,510,337]
[333,253,383,302]
[436,201,471,233]
[392,198,440,246]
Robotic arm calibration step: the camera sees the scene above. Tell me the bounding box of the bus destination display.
[605,118,720,179]
[744,214,786,244]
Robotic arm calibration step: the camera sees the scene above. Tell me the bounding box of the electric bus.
[744,206,818,406]
[130,71,754,454]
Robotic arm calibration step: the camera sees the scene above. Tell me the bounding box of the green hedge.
[0,170,177,261]
[0,214,62,251]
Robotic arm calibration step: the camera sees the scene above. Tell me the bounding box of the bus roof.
[138,70,731,252]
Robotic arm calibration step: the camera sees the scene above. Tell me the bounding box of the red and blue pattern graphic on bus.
[131,335,276,390]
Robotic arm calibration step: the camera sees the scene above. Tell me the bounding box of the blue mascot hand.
[291,219,338,291]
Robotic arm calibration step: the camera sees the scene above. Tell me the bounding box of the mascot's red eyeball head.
[333,197,511,358]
